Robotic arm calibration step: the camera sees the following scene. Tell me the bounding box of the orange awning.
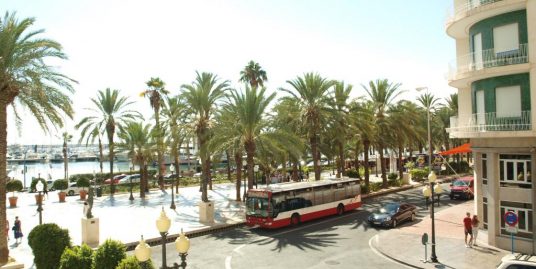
[439,143,472,155]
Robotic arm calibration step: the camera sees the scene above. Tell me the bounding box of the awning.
[439,143,471,156]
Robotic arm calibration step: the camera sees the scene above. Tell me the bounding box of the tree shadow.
[249,227,342,252]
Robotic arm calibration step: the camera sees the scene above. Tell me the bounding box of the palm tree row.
[0,12,464,264]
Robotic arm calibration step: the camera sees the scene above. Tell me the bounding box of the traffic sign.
[421,233,428,245]
[504,211,519,227]
[506,226,518,234]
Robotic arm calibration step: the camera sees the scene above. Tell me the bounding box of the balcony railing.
[446,0,503,25]
[447,110,531,134]
[449,43,528,79]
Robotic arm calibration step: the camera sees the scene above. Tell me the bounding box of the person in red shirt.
[463,212,473,247]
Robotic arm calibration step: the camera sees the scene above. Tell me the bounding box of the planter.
[34,194,43,205]
[8,197,18,208]
[58,192,66,203]
[79,190,88,200]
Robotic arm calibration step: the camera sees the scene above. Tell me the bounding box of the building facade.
[446,0,536,253]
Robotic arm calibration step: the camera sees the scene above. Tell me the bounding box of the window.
[476,90,485,125]
[482,154,488,185]
[500,201,533,239]
[496,86,522,117]
[493,23,519,54]
[483,197,488,229]
[500,155,531,187]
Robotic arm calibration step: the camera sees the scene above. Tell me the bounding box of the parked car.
[119,174,141,184]
[65,182,82,196]
[496,253,536,269]
[104,174,127,185]
[367,202,417,228]
[449,176,474,200]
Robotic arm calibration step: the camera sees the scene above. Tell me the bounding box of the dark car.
[368,202,417,228]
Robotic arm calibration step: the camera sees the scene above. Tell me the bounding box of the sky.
[3,0,457,145]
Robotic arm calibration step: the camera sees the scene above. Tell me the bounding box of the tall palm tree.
[0,12,76,263]
[181,71,229,202]
[349,99,375,189]
[363,79,403,188]
[417,92,441,166]
[239,60,268,88]
[78,88,141,195]
[76,121,105,174]
[62,132,73,181]
[117,121,153,198]
[161,96,188,192]
[280,73,336,181]
[141,77,169,189]
[329,81,353,177]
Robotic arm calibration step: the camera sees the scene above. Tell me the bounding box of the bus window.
[246,197,271,217]
[323,185,333,204]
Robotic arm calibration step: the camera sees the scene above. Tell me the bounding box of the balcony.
[448,43,529,83]
[447,111,532,138]
[446,0,503,26]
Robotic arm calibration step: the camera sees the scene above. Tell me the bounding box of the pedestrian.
[472,215,480,246]
[12,216,22,244]
[463,212,473,248]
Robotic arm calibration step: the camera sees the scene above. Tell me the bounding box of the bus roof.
[250,177,360,194]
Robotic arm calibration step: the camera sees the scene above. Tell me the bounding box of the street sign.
[421,233,429,245]
[506,226,518,234]
[504,211,519,227]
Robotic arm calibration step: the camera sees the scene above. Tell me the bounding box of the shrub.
[345,169,359,178]
[387,172,398,181]
[404,161,415,170]
[77,177,91,189]
[115,256,155,269]
[59,243,94,269]
[53,179,69,191]
[30,178,48,192]
[388,178,402,187]
[370,182,383,192]
[360,183,370,194]
[6,180,23,195]
[93,239,127,269]
[410,168,430,182]
[28,223,72,269]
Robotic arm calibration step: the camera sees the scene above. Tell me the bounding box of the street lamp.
[422,185,431,209]
[170,164,176,210]
[154,208,190,268]
[254,165,259,188]
[428,171,438,263]
[434,183,443,207]
[36,180,44,225]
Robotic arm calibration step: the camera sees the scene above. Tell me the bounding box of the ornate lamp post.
[428,171,439,263]
[36,180,44,225]
[153,208,191,268]
[170,165,176,210]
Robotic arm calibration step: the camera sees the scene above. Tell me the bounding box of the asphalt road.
[144,183,465,269]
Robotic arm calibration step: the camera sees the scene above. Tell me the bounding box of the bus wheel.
[291,213,300,226]
[337,204,344,216]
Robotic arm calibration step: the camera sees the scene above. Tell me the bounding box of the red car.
[104,174,127,185]
[449,176,474,200]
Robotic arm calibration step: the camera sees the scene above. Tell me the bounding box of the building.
[446,0,536,253]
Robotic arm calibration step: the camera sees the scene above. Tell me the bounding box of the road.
[144,184,465,269]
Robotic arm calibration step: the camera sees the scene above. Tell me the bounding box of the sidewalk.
[370,199,509,269]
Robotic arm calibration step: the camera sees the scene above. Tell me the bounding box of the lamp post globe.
[134,236,152,263]
[428,171,437,183]
[176,229,190,269]
[156,207,171,268]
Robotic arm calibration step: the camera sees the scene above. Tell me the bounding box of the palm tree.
[329,81,353,177]
[349,99,375,190]
[280,73,336,181]
[363,79,404,188]
[62,132,73,181]
[76,121,105,174]
[117,121,153,198]
[161,96,188,192]
[78,88,141,195]
[0,12,76,263]
[239,60,268,88]
[141,77,169,189]
[181,71,229,202]
[417,92,441,166]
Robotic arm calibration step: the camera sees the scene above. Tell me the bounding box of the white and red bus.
[246,177,362,228]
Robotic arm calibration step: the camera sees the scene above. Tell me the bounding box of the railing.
[447,110,531,134]
[446,0,504,25]
[449,43,528,79]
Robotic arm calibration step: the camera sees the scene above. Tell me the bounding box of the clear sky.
[4,0,456,145]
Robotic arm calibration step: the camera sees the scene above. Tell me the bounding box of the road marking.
[225,256,232,269]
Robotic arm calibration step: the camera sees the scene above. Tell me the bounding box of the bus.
[246,177,362,228]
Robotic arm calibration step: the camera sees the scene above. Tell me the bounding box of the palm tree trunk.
[208,156,212,190]
[107,124,115,195]
[174,152,180,193]
[226,150,232,182]
[379,144,387,188]
[292,162,298,181]
[0,103,10,263]
[355,141,361,179]
[246,140,255,190]
[364,139,370,190]
[281,156,287,182]
[235,152,242,201]
[398,143,404,181]
[139,158,145,198]
[155,111,164,190]
[337,142,344,178]
[98,137,103,174]
[63,142,68,181]
[310,136,321,181]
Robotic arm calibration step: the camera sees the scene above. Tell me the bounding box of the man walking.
[463,212,473,248]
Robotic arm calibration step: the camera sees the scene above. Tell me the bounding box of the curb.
[369,234,424,269]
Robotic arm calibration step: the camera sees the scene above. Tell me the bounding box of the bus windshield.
[246,197,271,218]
